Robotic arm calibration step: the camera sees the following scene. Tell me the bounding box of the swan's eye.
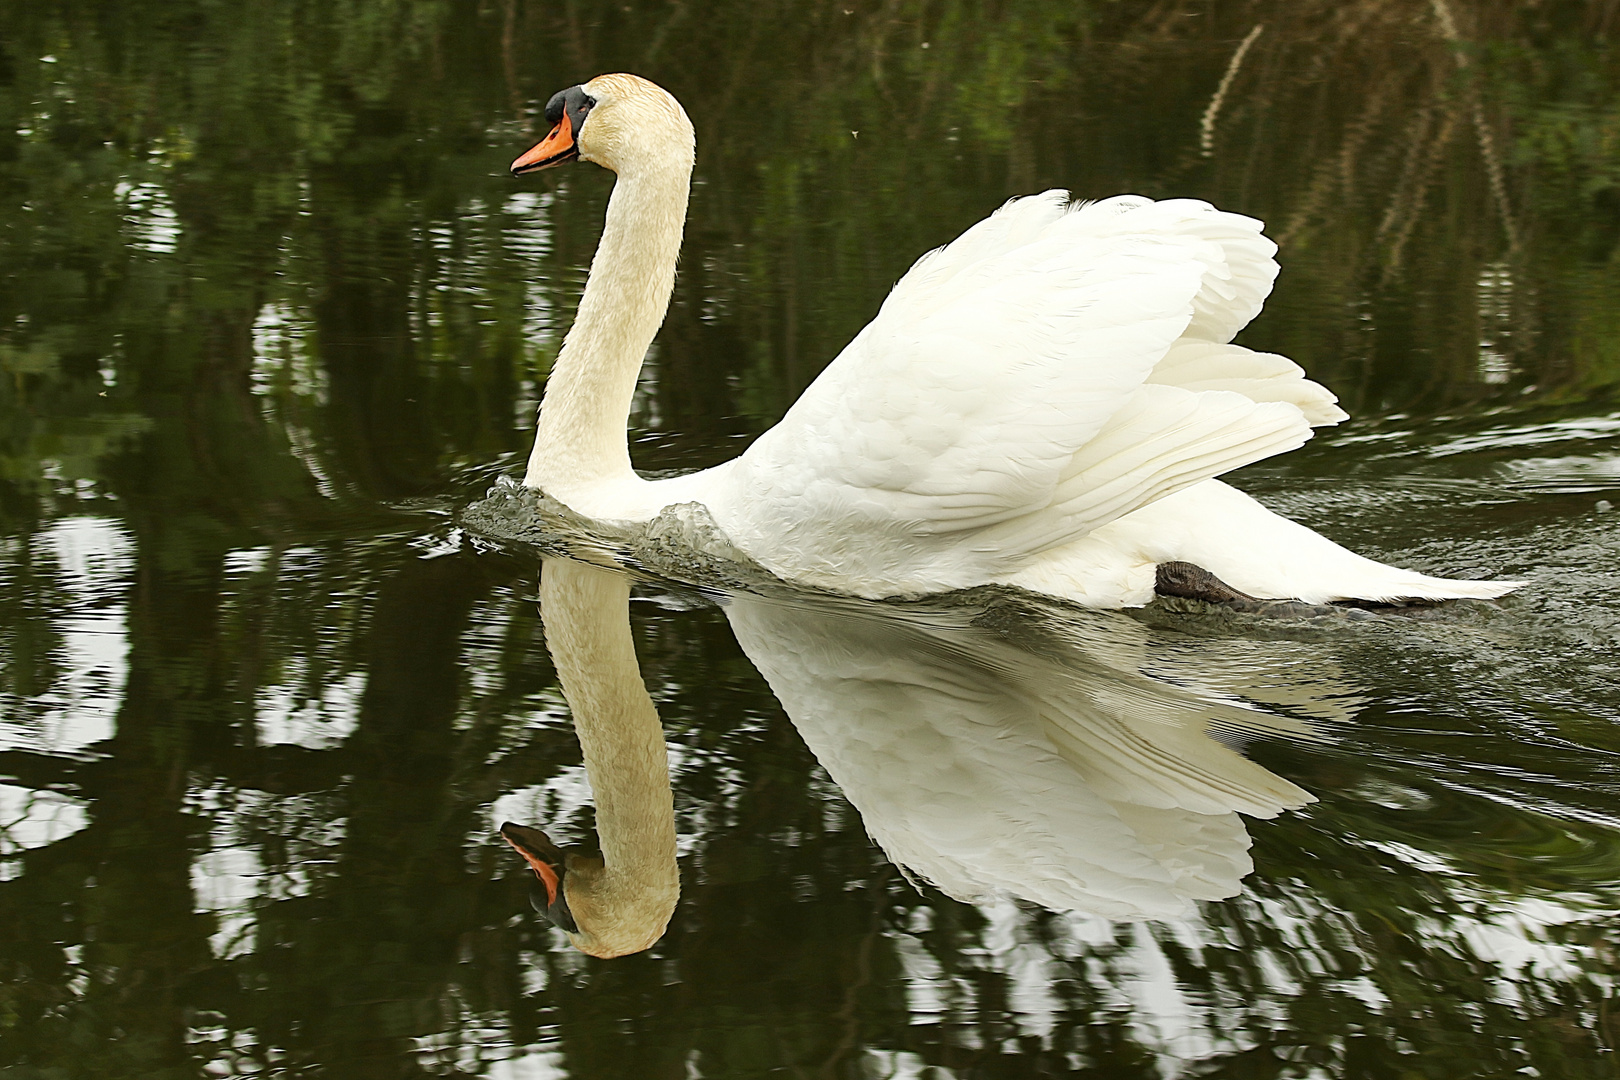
[564,87,595,135]
[543,86,595,132]
[544,85,596,145]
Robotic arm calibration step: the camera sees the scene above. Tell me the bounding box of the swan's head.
[500,821,580,934]
[500,820,676,959]
[511,73,694,178]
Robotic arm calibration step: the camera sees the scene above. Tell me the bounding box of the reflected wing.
[724,591,1319,919]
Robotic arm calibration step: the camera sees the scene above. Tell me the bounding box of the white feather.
[520,78,1523,608]
[1149,339,1348,427]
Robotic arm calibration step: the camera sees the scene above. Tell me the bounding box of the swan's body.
[516,73,1521,608]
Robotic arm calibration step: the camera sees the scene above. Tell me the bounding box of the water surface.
[3,2,1620,1076]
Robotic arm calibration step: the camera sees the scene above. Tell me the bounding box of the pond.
[3,1,1620,1076]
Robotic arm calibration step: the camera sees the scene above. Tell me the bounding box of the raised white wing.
[707,194,1326,595]
[723,590,1323,919]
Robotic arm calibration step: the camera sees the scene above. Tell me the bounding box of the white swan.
[500,557,679,958]
[512,73,1522,608]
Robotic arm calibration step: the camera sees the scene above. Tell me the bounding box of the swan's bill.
[512,85,595,174]
[500,821,580,932]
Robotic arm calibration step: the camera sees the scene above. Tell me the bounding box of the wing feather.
[1149,339,1348,426]
[712,192,1319,594]
[978,385,1312,554]
[1072,196,1280,343]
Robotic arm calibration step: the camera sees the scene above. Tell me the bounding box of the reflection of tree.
[7,0,1620,511]
[239,553,499,1075]
[517,0,1620,420]
[4,532,1619,1076]
[1100,0,1620,408]
[0,0,1617,1076]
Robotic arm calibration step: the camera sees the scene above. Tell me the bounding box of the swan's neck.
[525,157,691,502]
[540,558,679,958]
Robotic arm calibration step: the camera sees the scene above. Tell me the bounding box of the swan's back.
[697,193,1344,598]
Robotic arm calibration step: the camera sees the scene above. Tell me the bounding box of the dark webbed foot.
[1152,561,1393,620]
[1154,561,1261,605]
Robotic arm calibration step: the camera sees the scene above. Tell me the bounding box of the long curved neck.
[525,156,692,499]
[540,557,679,957]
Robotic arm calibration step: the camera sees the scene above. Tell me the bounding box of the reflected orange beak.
[500,821,579,933]
[501,821,564,903]
[512,112,579,175]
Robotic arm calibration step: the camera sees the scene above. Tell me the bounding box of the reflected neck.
[525,157,692,500]
[541,558,679,958]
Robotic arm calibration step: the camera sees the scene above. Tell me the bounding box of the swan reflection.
[515,556,1354,954]
[504,557,679,958]
[724,589,1346,921]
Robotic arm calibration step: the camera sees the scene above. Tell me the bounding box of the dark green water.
[4,1,1620,1076]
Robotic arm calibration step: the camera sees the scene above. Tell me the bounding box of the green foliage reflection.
[0,0,1618,1076]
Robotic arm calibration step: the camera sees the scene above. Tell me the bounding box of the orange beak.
[512,112,579,175]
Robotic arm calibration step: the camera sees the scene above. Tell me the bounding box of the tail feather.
[1013,478,1525,607]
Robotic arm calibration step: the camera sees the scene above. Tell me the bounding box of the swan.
[500,557,679,958]
[511,73,1522,608]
